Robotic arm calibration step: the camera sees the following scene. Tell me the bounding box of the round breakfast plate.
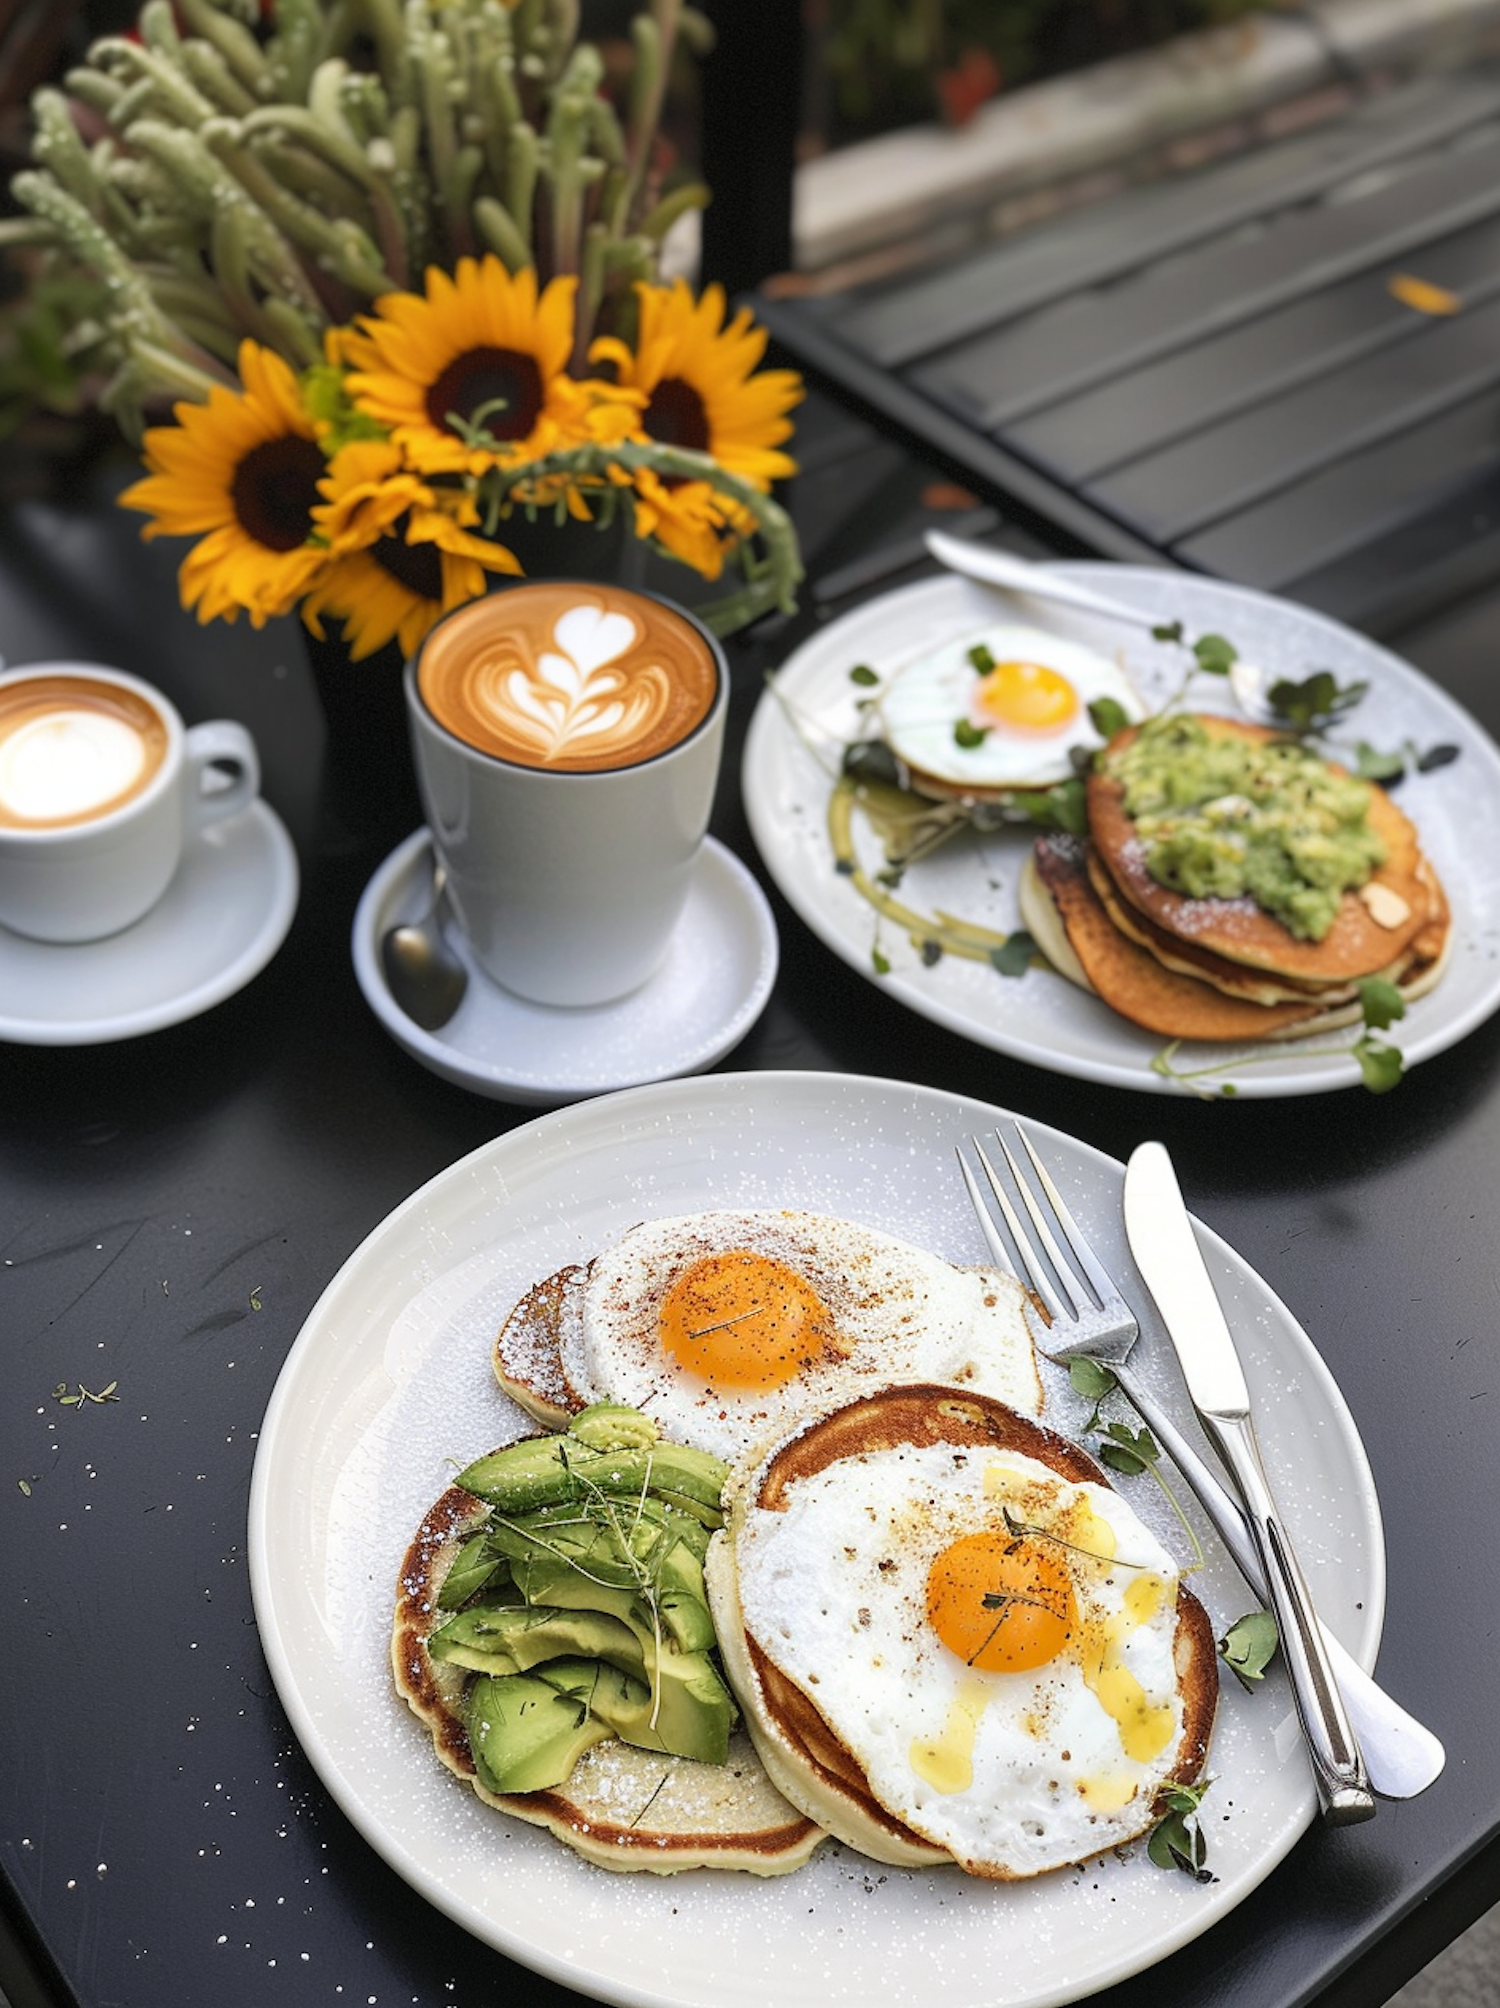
[248,1070,1383,2008]
[742,567,1500,1095]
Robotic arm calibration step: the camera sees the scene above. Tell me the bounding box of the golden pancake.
[1026,837,1335,1040]
[1088,717,1431,981]
[1085,850,1413,1006]
[393,1476,826,1874]
[706,1386,1217,1879]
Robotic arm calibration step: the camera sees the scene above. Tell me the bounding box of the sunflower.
[591,279,803,489]
[119,341,330,627]
[300,440,522,660]
[625,465,736,579]
[340,258,623,478]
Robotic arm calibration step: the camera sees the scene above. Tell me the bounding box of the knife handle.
[1201,1410,1376,1825]
[1115,1365,1444,1800]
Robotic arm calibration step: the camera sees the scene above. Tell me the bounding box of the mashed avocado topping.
[1103,715,1387,941]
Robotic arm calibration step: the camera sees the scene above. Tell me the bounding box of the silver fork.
[958,1123,1445,1803]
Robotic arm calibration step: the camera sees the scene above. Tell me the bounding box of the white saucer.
[352,829,779,1103]
[0,801,299,1046]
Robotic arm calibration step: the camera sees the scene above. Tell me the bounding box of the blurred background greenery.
[0,0,1276,492]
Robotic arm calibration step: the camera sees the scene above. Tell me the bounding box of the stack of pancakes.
[1020,716,1451,1042]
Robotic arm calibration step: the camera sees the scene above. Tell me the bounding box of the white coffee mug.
[406,583,728,1008]
[0,662,260,943]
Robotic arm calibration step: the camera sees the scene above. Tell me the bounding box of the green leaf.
[1021,778,1088,836]
[1352,741,1407,783]
[1151,621,1184,645]
[1098,1420,1159,1477]
[989,931,1037,978]
[1068,1358,1117,1404]
[967,643,996,676]
[1266,671,1368,735]
[1148,1807,1209,1878]
[953,720,989,750]
[1220,1611,1279,1688]
[849,664,879,687]
[1357,977,1406,1031]
[842,739,903,785]
[1354,1035,1404,1094]
[1098,1442,1148,1477]
[1088,695,1131,741]
[1192,633,1238,677]
[871,946,891,976]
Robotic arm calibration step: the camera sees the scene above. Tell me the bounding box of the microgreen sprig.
[1148,1780,1214,1879]
[1219,1611,1280,1690]
[1066,1359,1204,1573]
[1150,976,1407,1098]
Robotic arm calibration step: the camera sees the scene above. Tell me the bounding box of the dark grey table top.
[2,409,1498,2008]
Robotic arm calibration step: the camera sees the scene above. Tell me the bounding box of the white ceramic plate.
[248,1071,1382,2008]
[352,830,778,1104]
[0,800,298,1045]
[743,568,1500,1094]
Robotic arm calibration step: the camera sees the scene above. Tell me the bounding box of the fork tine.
[968,1136,1071,1325]
[954,1149,1022,1283]
[989,1126,1100,1319]
[1007,1124,1125,1311]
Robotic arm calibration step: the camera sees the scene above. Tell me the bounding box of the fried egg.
[878,622,1144,792]
[730,1435,1196,1877]
[560,1211,1040,1463]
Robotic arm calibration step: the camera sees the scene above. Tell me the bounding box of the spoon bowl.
[381,854,468,1031]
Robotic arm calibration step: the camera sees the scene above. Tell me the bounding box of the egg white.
[878,621,1143,790]
[561,1210,1040,1463]
[730,1439,1187,1878]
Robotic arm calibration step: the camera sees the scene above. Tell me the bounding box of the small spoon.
[381,852,468,1031]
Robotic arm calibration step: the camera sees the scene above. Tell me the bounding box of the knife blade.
[924,530,1165,628]
[1123,1140,1377,1825]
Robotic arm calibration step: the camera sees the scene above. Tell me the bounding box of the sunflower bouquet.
[4,0,805,655]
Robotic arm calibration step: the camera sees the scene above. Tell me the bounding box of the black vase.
[303,628,422,853]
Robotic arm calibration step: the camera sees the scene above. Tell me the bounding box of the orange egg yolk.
[657,1250,835,1390]
[926,1529,1074,1672]
[975,659,1079,734]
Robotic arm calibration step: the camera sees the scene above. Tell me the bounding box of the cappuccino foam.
[418,582,718,773]
[0,675,168,830]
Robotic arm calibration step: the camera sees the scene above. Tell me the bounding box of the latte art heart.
[418,583,718,773]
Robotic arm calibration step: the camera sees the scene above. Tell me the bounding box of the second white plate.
[743,568,1500,1094]
[248,1070,1383,2008]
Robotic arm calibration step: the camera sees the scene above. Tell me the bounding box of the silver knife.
[924,530,1166,628]
[1123,1140,1377,1825]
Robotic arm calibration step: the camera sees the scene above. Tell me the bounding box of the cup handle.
[185,719,260,830]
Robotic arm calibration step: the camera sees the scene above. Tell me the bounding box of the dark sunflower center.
[374,517,443,601]
[642,376,710,452]
[427,347,543,441]
[231,436,325,553]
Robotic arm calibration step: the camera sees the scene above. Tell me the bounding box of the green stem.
[174,0,271,95]
[473,195,530,272]
[480,439,802,630]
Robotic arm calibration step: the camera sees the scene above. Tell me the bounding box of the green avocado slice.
[464,1666,613,1794]
[429,1602,648,1681]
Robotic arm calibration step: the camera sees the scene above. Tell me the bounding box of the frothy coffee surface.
[418,583,718,772]
[0,675,168,830]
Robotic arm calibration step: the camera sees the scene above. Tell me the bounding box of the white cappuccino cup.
[406,581,728,1008]
[0,662,261,943]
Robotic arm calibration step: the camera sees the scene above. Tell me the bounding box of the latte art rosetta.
[418,583,718,773]
[481,605,676,764]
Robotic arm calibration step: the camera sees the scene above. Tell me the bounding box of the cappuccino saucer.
[353,827,778,1103]
[0,801,299,1046]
